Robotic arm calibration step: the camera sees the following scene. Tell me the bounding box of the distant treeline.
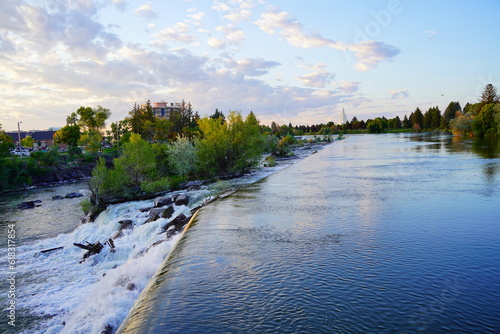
[269,84,500,136]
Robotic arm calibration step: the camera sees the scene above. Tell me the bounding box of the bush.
[167,135,197,177]
[141,177,171,194]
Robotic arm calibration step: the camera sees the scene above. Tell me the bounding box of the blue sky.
[1,0,499,131]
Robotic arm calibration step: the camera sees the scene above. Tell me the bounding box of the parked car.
[11,148,30,156]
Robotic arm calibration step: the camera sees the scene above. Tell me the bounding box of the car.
[11,148,30,156]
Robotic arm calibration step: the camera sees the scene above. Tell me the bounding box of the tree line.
[271,84,500,136]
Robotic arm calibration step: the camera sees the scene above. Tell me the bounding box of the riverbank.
[0,137,336,334]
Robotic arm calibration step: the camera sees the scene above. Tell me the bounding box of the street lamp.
[17,121,22,147]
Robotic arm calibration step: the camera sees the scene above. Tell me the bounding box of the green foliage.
[442,102,461,129]
[196,111,265,176]
[0,130,14,156]
[367,118,385,133]
[114,133,156,187]
[167,135,197,177]
[264,155,276,167]
[140,177,171,194]
[30,147,60,167]
[480,83,499,104]
[0,157,35,191]
[54,124,81,148]
[473,103,497,136]
[88,157,130,202]
[20,135,34,149]
[450,113,474,136]
[76,105,111,133]
[79,132,103,156]
[80,199,92,215]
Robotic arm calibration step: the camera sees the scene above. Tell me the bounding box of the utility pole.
[17,121,22,147]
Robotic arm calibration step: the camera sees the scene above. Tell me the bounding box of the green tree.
[167,135,197,177]
[196,111,265,176]
[450,113,473,136]
[367,118,384,133]
[473,103,497,136]
[442,102,461,129]
[20,135,34,149]
[480,84,499,104]
[54,124,81,148]
[114,133,156,187]
[126,102,155,141]
[410,107,424,130]
[76,105,111,133]
[79,132,103,155]
[0,126,14,156]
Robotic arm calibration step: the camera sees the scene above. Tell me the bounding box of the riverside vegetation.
[2,84,498,198]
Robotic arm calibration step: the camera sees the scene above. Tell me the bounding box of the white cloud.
[212,0,255,22]
[255,8,400,71]
[390,89,409,99]
[134,3,157,20]
[151,22,196,46]
[226,57,280,77]
[349,41,400,71]
[337,81,360,94]
[296,63,335,88]
[188,11,205,21]
[207,37,226,49]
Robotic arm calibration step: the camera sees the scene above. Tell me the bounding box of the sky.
[1,0,499,131]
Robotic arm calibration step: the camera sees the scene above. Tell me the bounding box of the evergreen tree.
[480,84,499,103]
[442,101,461,129]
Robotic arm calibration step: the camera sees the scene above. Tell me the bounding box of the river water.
[0,147,312,333]
[118,133,500,334]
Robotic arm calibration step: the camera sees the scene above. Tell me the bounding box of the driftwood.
[40,246,64,254]
[74,241,104,260]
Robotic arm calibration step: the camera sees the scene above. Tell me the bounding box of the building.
[6,130,57,149]
[141,101,182,119]
[340,108,348,125]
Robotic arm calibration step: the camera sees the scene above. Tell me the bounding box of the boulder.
[52,195,64,200]
[154,196,173,207]
[117,220,134,230]
[18,201,36,210]
[144,214,160,224]
[162,213,189,232]
[175,195,190,206]
[161,205,175,219]
[65,192,83,198]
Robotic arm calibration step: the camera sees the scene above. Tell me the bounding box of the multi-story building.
[142,101,182,119]
[6,130,57,149]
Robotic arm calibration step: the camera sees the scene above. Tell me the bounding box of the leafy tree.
[442,102,461,129]
[450,113,473,136]
[76,105,111,133]
[79,132,103,156]
[54,124,81,148]
[167,135,197,177]
[196,111,265,176]
[20,135,34,149]
[114,133,156,187]
[367,118,384,133]
[480,84,499,104]
[473,103,497,136]
[0,127,14,156]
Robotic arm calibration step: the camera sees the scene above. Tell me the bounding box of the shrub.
[141,177,171,194]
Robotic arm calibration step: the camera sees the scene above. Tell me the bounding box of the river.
[117,133,500,333]
[0,145,315,334]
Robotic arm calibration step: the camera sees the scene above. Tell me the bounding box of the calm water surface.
[118,133,500,333]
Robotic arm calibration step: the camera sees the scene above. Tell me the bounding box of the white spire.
[340,108,347,125]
